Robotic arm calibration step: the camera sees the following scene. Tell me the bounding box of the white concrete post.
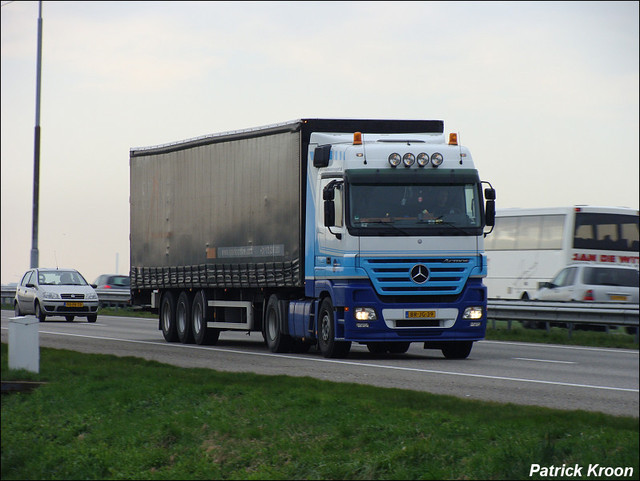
[9,316,40,373]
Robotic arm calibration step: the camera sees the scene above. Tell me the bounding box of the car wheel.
[87,315,97,323]
[65,315,75,322]
[14,301,22,317]
[35,302,46,322]
[317,298,351,358]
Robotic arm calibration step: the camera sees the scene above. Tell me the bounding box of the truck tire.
[160,292,179,342]
[176,291,194,344]
[441,341,473,359]
[318,298,351,358]
[264,294,292,353]
[192,290,219,345]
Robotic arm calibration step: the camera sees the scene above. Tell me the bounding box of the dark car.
[93,274,130,290]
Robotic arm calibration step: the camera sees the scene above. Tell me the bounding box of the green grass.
[2,343,638,480]
[485,320,639,350]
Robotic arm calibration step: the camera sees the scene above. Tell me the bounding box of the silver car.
[14,268,100,322]
[535,264,639,303]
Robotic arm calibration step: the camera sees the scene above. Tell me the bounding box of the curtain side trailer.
[130,118,495,358]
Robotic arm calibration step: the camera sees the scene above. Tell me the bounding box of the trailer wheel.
[160,292,179,342]
[264,295,292,353]
[192,290,219,345]
[441,341,473,359]
[176,291,194,344]
[318,298,351,358]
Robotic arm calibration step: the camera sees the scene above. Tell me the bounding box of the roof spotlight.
[431,152,444,167]
[402,153,415,167]
[388,153,401,167]
[416,152,429,167]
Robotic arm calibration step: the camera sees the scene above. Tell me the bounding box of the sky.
[1,1,639,285]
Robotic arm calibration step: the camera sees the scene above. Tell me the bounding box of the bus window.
[489,216,517,250]
[574,213,638,251]
[539,215,565,249]
[515,216,542,249]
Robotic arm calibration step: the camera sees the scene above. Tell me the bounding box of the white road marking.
[25,329,638,394]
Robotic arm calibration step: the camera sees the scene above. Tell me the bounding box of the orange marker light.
[448,133,458,145]
[353,132,362,145]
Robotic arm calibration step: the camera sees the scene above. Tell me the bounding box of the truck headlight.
[355,307,377,321]
[462,306,483,320]
[431,152,444,167]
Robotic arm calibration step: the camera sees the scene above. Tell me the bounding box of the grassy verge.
[2,343,638,480]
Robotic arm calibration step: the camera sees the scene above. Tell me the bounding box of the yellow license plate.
[65,302,84,308]
[406,310,436,319]
[609,295,628,301]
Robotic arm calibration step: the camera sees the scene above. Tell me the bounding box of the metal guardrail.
[2,284,638,337]
[1,285,130,308]
[487,299,639,342]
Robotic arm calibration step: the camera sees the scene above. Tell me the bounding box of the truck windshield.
[347,182,483,236]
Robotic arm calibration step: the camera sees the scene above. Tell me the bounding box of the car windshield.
[583,267,639,287]
[39,271,87,286]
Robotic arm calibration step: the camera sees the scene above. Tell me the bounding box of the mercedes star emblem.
[410,264,429,284]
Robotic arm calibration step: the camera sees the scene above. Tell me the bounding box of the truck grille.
[360,257,475,296]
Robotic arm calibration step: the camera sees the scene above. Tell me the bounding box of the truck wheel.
[441,341,473,359]
[318,298,351,358]
[387,342,410,354]
[176,291,194,344]
[264,295,292,353]
[160,292,179,342]
[366,343,388,354]
[192,290,219,345]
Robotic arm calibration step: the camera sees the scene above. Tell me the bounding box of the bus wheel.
[441,341,473,359]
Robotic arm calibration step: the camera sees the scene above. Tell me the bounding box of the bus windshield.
[347,182,483,236]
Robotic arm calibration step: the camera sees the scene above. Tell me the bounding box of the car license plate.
[405,310,436,319]
[609,295,628,301]
[65,302,84,308]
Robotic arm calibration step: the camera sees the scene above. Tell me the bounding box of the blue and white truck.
[129,119,495,358]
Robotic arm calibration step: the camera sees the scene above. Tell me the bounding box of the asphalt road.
[2,310,638,418]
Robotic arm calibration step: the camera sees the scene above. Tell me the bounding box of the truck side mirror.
[314,145,331,168]
[324,200,335,227]
[485,188,496,227]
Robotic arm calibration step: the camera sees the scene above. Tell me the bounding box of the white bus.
[485,206,639,299]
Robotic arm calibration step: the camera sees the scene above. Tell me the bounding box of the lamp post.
[30,0,43,268]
